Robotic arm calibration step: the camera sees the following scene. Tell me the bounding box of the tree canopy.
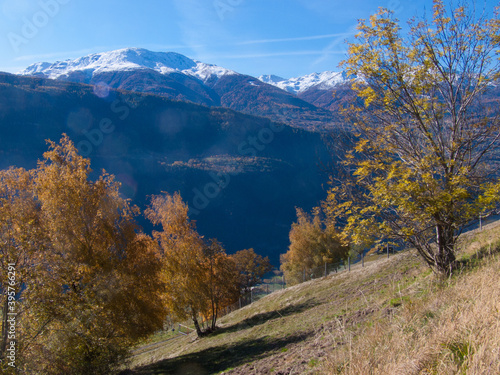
[325,0,500,275]
[146,192,239,336]
[281,207,348,285]
[231,248,272,293]
[0,136,166,374]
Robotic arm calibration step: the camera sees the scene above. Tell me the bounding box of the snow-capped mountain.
[258,71,349,94]
[259,74,287,85]
[19,47,236,83]
[18,48,340,129]
[258,71,357,113]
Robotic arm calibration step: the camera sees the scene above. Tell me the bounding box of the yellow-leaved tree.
[281,207,348,285]
[231,248,272,294]
[325,0,500,275]
[146,192,239,336]
[203,239,240,331]
[1,135,166,374]
[0,167,48,374]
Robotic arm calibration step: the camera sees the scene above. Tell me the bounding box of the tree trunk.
[210,296,217,332]
[192,314,204,337]
[211,308,218,332]
[435,223,456,275]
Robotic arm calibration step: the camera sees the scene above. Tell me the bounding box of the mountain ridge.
[19,47,237,83]
[17,48,347,130]
[19,47,350,92]
[258,70,349,94]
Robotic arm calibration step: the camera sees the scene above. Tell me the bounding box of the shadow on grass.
[214,300,320,336]
[122,330,314,375]
[455,240,500,272]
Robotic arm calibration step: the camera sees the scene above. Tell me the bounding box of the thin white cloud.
[208,50,347,59]
[237,33,355,45]
[312,25,358,67]
[172,0,226,59]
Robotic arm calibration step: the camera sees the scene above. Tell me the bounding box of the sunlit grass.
[125,221,500,374]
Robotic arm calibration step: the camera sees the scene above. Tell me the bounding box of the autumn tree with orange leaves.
[146,192,239,336]
[0,136,166,374]
[281,207,348,286]
[231,248,272,293]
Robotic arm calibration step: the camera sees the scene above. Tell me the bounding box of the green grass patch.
[389,295,411,307]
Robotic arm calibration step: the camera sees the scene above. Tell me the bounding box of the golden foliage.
[0,135,166,374]
[281,207,348,286]
[146,192,239,336]
[328,0,500,275]
[231,248,272,293]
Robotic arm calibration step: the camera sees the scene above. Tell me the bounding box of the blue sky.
[0,0,498,78]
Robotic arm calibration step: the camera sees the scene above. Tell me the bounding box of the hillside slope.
[125,220,500,375]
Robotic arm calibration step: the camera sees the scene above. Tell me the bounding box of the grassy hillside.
[124,221,500,375]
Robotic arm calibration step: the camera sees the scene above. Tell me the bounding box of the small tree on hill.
[203,239,240,331]
[146,192,240,336]
[281,207,348,285]
[325,0,500,275]
[231,248,272,294]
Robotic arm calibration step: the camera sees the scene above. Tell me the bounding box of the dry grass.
[322,224,500,375]
[125,221,500,375]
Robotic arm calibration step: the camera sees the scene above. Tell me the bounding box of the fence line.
[217,253,366,319]
[211,249,399,322]
[132,246,401,357]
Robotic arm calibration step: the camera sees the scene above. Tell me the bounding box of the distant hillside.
[298,83,360,112]
[258,71,359,113]
[0,73,335,264]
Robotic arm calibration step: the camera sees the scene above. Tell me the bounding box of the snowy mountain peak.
[258,74,286,85]
[259,71,350,94]
[18,48,236,82]
[17,47,352,100]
